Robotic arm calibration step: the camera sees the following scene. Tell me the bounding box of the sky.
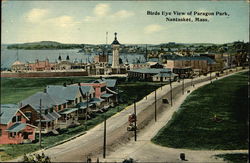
[2,1,249,44]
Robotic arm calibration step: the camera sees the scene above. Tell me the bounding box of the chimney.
[20,102,22,108]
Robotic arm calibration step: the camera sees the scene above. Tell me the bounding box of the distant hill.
[7,41,86,50]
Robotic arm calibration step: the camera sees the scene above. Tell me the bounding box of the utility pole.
[134,100,137,141]
[182,77,184,95]
[210,70,212,83]
[85,92,89,130]
[117,85,119,104]
[38,100,42,147]
[160,71,163,90]
[154,90,157,122]
[169,76,173,107]
[103,115,106,158]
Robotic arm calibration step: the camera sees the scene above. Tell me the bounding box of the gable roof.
[6,122,27,132]
[20,92,67,111]
[46,85,80,101]
[80,86,95,94]
[0,104,28,125]
[91,78,117,87]
[103,79,117,88]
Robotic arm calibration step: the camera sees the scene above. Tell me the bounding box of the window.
[25,112,32,119]
[12,117,16,123]
[45,109,48,115]
[64,104,66,108]
[0,129,2,136]
[58,105,61,111]
[75,98,78,104]
[17,116,21,122]
[9,132,15,138]
[101,86,106,92]
[50,108,53,113]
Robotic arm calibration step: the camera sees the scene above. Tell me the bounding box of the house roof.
[6,122,27,132]
[76,102,94,109]
[91,78,117,88]
[90,98,105,104]
[128,68,171,74]
[0,104,19,124]
[46,85,80,101]
[106,87,118,95]
[80,86,95,94]
[101,93,113,98]
[38,111,61,122]
[104,79,117,88]
[20,92,67,111]
[58,108,78,115]
[162,55,216,64]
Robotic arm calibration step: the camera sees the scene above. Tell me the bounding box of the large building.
[128,68,173,81]
[162,55,217,74]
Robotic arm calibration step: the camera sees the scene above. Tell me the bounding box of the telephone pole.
[210,70,212,83]
[39,99,42,148]
[103,115,106,158]
[182,77,184,95]
[134,100,137,141]
[169,76,173,106]
[154,90,157,122]
[85,92,89,130]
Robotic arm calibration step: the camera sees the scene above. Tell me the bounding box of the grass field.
[1,77,97,104]
[215,153,249,163]
[152,71,249,150]
[0,77,161,160]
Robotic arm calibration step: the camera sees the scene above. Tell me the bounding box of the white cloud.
[84,4,134,22]
[49,16,79,28]
[112,10,134,19]
[26,8,49,23]
[83,16,98,22]
[144,24,163,34]
[94,4,110,17]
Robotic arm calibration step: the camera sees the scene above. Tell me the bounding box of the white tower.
[111,32,120,68]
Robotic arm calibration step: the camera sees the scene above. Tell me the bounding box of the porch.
[100,93,114,110]
[58,108,79,129]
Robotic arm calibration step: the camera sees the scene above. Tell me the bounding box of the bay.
[1,45,146,69]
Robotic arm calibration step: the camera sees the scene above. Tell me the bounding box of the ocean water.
[1,45,145,69]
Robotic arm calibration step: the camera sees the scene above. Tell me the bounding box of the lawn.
[215,153,249,163]
[0,77,161,160]
[152,71,249,150]
[1,77,97,104]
